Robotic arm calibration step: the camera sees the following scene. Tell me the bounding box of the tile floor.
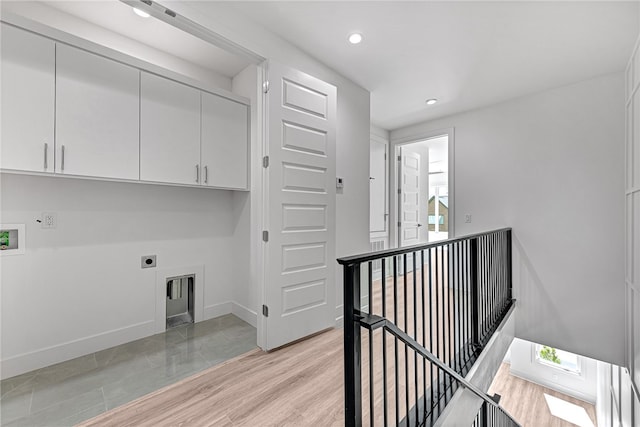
[0,314,257,427]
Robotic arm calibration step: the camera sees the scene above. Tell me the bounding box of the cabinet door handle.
[61,145,65,171]
[204,166,208,184]
[195,164,199,183]
[44,143,48,170]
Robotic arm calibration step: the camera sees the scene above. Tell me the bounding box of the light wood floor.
[79,261,503,427]
[79,329,345,427]
[488,363,597,427]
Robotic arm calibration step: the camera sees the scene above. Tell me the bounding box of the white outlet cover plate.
[41,212,56,229]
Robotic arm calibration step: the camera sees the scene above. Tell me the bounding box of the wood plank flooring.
[79,262,504,427]
[488,363,597,427]
[79,329,345,427]
[79,266,479,427]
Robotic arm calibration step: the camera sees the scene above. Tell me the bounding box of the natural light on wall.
[543,394,594,427]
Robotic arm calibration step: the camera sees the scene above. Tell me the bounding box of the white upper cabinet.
[56,44,140,179]
[1,23,55,173]
[140,72,201,185]
[201,92,249,189]
[1,20,250,190]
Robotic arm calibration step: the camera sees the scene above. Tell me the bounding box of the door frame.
[389,128,455,249]
[370,133,389,241]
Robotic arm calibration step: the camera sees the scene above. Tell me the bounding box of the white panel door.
[140,72,201,185]
[56,44,139,179]
[400,150,421,248]
[201,92,249,189]
[370,138,388,234]
[265,62,336,350]
[0,23,54,173]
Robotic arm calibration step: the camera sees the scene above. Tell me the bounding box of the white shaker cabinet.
[0,23,55,173]
[56,44,140,179]
[201,92,249,190]
[140,72,201,185]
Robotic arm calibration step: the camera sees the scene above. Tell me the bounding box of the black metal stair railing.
[337,228,516,426]
[360,313,521,427]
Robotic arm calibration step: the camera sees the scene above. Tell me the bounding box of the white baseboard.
[335,304,344,328]
[203,301,233,320]
[509,368,596,404]
[203,301,257,328]
[231,302,258,328]
[2,301,258,380]
[1,320,155,380]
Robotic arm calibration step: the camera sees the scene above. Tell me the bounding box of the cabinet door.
[201,92,249,189]
[140,72,201,185]
[56,44,139,179]
[0,23,55,173]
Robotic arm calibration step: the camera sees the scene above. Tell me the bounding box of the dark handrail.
[337,227,512,265]
[342,227,514,426]
[360,311,521,426]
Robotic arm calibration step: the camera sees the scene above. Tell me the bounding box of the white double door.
[263,62,337,350]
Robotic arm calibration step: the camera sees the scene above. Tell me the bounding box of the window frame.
[533,344,583,376]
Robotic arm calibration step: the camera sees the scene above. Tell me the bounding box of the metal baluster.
[421,249,427,422]
[412,251,419,424]
[403,253,409,426]
[434,246,440,406]
[368,261,374,427]
[381,258,388,427]
[343,262,361,427]
[393,256,400,426]
[428,247,434,423]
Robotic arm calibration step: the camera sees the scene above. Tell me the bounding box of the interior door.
[264,61,336,350]
[370,138,388,234]
[399,149,421,248]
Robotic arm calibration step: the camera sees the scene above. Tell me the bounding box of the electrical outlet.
[465,214,472,224]
[41,212,56,229]
[141,255,156,269]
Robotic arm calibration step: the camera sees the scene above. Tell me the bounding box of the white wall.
[230,64,261,329]
[371,125,390,141]
[391,73,626,365]
[596,360,613,427]
[164,2,371,326]
[0,174,238,378]
[624,14,640,425]
[0,1,232,91]
[0,0,370,376]
[509,338,597,403]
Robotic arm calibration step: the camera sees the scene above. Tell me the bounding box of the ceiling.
[11,1,639,131]
[28,1,252,78]
[210,1,639,130]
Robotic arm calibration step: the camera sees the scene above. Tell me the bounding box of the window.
[535,344,581,375]
[428,215,444,225]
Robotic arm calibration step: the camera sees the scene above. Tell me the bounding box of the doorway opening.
[396,134,451,248]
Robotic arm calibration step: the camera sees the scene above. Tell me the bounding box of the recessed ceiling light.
[426,99,438,105]
[348,33,363,44]
[133,8,150,18]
